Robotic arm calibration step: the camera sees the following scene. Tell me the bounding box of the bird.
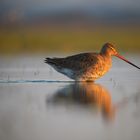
[44,43,140,81]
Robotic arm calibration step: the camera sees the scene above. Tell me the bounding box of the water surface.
[0,55,140,140]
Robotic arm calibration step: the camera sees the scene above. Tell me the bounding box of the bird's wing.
[45,53,99,71]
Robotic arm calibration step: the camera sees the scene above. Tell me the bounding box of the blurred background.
[0,0,140,55]
[0,2,140,140]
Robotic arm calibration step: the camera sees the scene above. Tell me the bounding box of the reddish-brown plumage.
[45,43,140,81]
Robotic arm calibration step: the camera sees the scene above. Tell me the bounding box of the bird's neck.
[100,52,111,58]
[100,53,112,66]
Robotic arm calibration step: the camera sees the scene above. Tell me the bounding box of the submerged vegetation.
[0,24,140,55]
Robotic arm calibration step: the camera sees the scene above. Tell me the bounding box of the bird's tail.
[44,58,58,65]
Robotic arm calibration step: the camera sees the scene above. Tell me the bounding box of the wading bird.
[45,43,140,81]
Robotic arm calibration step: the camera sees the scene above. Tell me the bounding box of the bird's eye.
[109,46,116,52]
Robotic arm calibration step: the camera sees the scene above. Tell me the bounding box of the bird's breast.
[84,56,112,80]
[96,56,112,78]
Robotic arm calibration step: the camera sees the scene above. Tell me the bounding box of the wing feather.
[45,53,99,71]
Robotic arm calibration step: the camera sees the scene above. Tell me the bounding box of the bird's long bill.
[115,54,140,69]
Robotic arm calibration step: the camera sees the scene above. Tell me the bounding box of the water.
[0,55,140,140]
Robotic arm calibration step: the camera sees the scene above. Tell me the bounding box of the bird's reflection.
[47,82,115,121]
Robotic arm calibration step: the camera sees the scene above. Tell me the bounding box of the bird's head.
[100,42,140,69]
[100,43,118,56]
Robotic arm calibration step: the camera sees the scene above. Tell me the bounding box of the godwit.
[45,43,140,81]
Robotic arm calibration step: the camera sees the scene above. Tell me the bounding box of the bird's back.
[45,52,98,70]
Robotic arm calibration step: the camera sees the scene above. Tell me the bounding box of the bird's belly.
[59,68,75,79]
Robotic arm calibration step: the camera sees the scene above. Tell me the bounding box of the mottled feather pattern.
[45,53,98,70]
[45,52,112,81]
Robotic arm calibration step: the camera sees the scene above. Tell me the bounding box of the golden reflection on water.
[47,83,115,121]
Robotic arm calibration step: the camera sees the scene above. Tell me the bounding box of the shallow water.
[0,54,140,140]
